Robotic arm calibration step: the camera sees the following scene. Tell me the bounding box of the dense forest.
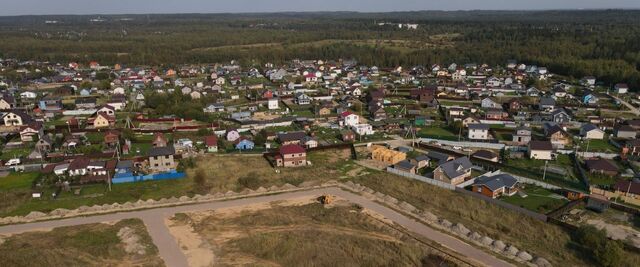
[0,10,639,88]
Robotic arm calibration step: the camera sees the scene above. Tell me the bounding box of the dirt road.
[0,187,513,267]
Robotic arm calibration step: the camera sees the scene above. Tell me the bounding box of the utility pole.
[542,160,548,180]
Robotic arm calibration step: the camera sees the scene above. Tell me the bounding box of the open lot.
[0,149,354,217]
[0,218,163,267]
[168,199,455,267]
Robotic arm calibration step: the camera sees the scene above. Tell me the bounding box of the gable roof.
[280,144,306,155]
[438,157,472,178]
[473,174,518,191]
[148,146,175,157]
[529,141,553,151]
[205,135,218,146]
[585,158,618,172]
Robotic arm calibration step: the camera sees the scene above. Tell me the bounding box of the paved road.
[0,187,512,267]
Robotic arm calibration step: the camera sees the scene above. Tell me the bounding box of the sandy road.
[0,187,513,267]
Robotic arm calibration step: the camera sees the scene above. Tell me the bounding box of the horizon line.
[2,8,640,17]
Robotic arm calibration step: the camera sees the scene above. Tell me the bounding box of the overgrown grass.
[349,172,625,266]
[0,218,163,266]
[182,203,443,266]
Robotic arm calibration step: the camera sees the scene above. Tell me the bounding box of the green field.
[417,126,459,141]
[501,185,568,214]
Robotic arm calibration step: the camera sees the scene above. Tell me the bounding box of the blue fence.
[112,170,186,184]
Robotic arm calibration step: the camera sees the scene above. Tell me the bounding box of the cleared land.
[168,199,458,267]
[0,218,163,267]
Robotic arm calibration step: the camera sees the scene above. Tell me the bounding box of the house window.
[154,163,159,167]
[477,187,482,193]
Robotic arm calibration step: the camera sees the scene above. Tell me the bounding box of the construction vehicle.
[318,195,333,205]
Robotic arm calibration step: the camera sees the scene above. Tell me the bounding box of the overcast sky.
[1,0,639,16]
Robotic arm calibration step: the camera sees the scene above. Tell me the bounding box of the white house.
[528,141,553,160]
[341,111,360,127]
[468,124,491,140]
[113,87,125,95]
[268,98,279,110]
[352,124,374,136]
[215,77,226,85]
[614,83,629,94]
[580,124,605,140]
[481,98,501,109]
[20,91,37,99]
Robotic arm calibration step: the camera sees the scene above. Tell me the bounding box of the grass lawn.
[0,148,32,161]
[417,126,459,141]
[503,155,585,190]
[501,185,568,214]
[0,172,39,190]
[580,139,618,153]
[170,203,448,266]
[129,142,153,156]
[0,218,163,266]
[587,173,619,187]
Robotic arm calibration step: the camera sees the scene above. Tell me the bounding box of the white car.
[5,158,21,166]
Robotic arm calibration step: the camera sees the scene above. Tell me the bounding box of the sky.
[1,0,639,16]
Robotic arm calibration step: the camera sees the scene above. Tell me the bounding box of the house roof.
[472,150,498,160]
[427,151,452,165]
[585,158,618,173]
[148,146,175,157]
[581,124,601,132]
[613,180,640,195]
[395,160,416,170]
[468,123,490,130]
[278,131,306,142]
[438,157,472,179]
[279,144,306,155]
[529,141,553,151]
[68,157,90,170]
[205,135,218,146]
[473,174,518,191]
[539,96,555,106]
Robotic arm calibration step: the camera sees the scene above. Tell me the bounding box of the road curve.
[0,187,513,267]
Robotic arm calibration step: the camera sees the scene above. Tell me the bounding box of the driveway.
[0,187,513,267]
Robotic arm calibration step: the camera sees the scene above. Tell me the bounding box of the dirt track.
[0,187,513,267]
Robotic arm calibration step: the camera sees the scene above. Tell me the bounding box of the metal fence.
[386,167,455,190]
[419,138,506,150]
[112,170,186,184]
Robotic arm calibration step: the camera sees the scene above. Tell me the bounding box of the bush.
[573,225,623,267]
[237,173,261,190]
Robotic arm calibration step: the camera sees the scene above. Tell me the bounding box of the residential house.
[409,87,436,103]
[507,98,522,111]
[303,136,318,149]
[485,108,508,120]
[226,129,241,142]
[278,131,306,145]
[472,150,499,162]
[371,146,406,165]
[408,155,430,169]
[352,124,374,136]
[38,95,62,111]
[623,139,640,157]
[539,96,556,111]
[615,125,637,139]
[205,135,218,153]
[89,112,116,128]
[582,91,599,105]
[104,130,120,148]
[268,98,279,110]
[580,124,605,140]
[472,174,519,199]
[75,97,97,109]
[341,130,356,142]
[19,122,43,142]
[528,141,554,160]
[204,103,225,113]
[462,116,480,127]
[96,105,116,116]
[2,110,32,126]
[512,126,532,145]
[427,151,455,166]
[544,123,571,147]
[275,144,307,167]
[148,146,176,173]
[341,111,360,127]
[152,133,168,147]
[368,104,387,121]
[481,97,501,109]
[585,158,619,176]
[395,160,417,174]
[433,157,473,186]
[35,135,53,153]
[0,94,15,109]
[551,108,571,123]
[614,83,629,94]
[235,138,255,150]
[295,93,312,105]
[468,124,491,140]
[68,157,90,176]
